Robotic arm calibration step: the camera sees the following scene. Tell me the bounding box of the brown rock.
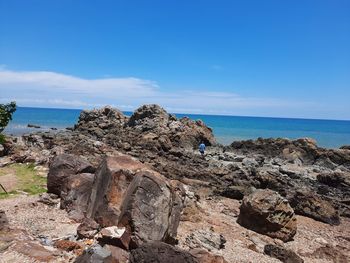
[264,244,304,263]
[289,190,340,225]
[13,241,55,262]
[129,241,197,263]
[104,244,129,263]
[190,249,228,263]
[86,153,154,226]
[118,171,185,248]
[237,189,297,242]
[61,172,95,221]
[54,239,83,255]
[98,226,131,250]
[77,218,100,239]
[47,153,95,196]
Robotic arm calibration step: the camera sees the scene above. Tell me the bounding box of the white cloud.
[0,68,303,116]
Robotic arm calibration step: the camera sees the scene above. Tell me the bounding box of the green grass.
[0,163,47,198]
[0,134,5,145]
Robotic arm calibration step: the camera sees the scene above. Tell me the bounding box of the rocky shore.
[0,104,349,262]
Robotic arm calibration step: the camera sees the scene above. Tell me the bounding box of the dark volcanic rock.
[129,241,197,263]
[27,124,41,129]
[60,173,95,221]
[237,189,297,242]
[47,154,95,196]
[264,244,304,263]
[289,190,340,225]
[118,170,185,248]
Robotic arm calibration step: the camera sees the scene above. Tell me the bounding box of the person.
[199,141,206,156]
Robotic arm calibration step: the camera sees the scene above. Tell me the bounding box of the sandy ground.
[1,193,349,263]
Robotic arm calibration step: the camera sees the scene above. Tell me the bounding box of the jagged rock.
[289,190,340,225]
[190,249,229,263]
[118,170,185,248]
[77,218,100,239]
[317,171,350,188]
[97,226,130,250]
[86,153,154,227]
[264,244,304,263]
[237,189,297,242]
[129,241,197,263]
[185,229,226,251]
[47,153,95,196]
[60,173,95,222]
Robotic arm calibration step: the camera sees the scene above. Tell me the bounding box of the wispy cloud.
[0,68,302,116]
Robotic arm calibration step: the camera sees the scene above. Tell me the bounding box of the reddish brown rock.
[237,189,297,242]
[54,239,83,255]
[97,226,131,250]
[86,153,155,227]
[13,241,55,262]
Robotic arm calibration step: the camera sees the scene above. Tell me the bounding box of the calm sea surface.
[4,107,350,149]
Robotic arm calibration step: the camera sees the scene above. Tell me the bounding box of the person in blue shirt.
[199,141,206,156]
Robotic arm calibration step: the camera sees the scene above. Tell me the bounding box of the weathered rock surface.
[264,244,304,263]
[118,170,185,248]
[86,153,153,227]
[237,189,297,242]
[289,190,340,225]
[47,153,95,196]
[61,172,95,221]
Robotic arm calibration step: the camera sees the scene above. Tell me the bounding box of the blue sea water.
[4,107,350,149]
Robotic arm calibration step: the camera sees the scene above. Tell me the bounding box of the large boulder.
[86,153,154,227]
[47,154,95,196]
[118,171,186,248]
[126,104,216,149]
[60,173,95,222]
[289,190,340,225]
[237,189,297,242]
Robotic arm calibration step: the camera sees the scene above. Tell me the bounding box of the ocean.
[4,107,350,149]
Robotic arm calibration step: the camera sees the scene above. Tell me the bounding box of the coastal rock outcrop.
[237,189,297,242]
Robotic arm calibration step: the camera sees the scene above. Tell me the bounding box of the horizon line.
[15,105,350,122]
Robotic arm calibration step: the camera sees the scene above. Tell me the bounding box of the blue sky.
[0,0,349,119]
